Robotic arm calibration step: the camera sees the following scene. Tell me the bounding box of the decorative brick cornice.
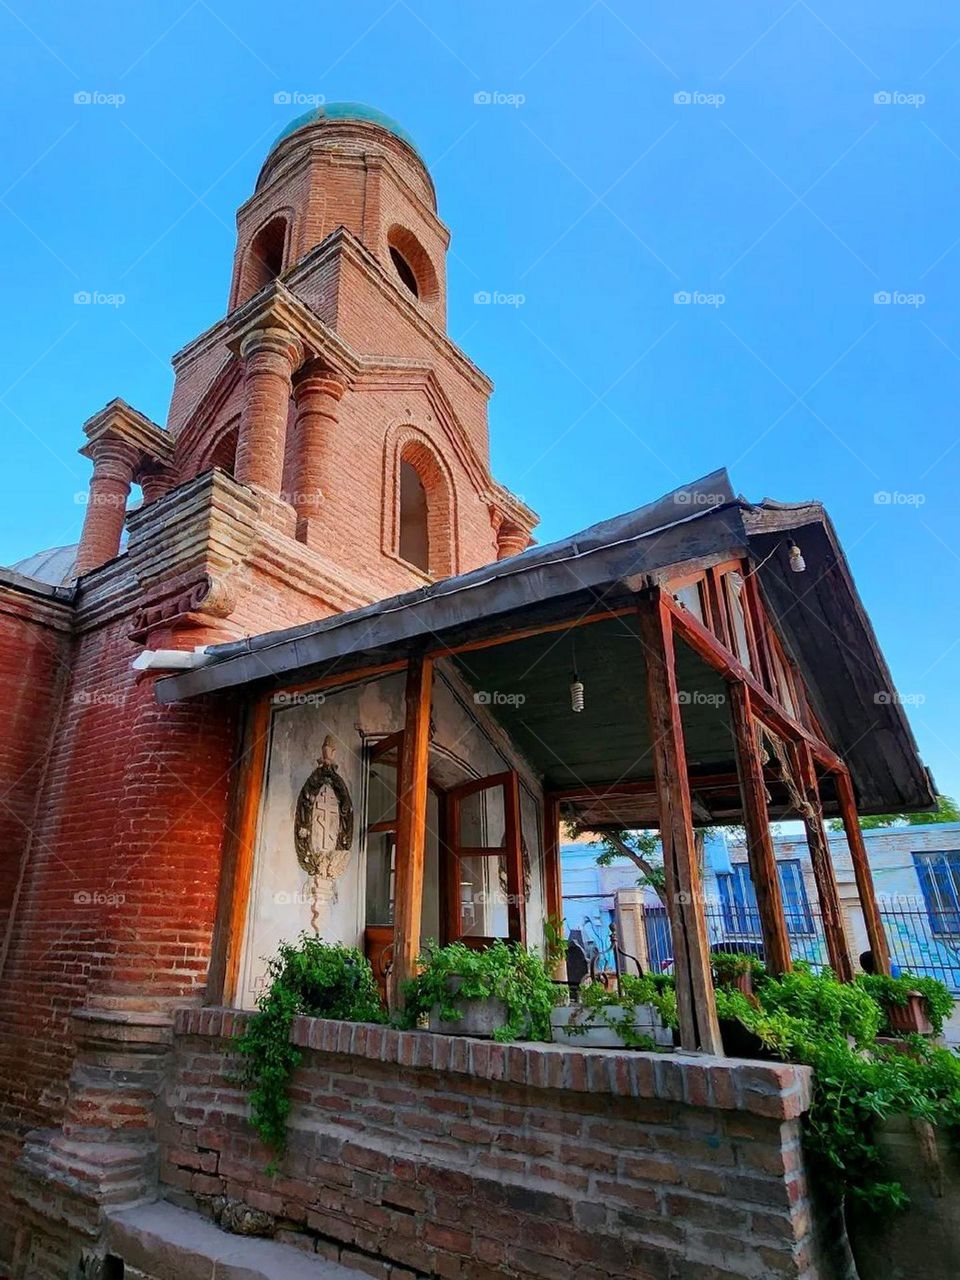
[176,1007,813,1121]
[125,469,260,641]
[225,281,360,382]
[80,398,174,469]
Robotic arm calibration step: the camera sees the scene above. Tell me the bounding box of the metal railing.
[563,893,960,993]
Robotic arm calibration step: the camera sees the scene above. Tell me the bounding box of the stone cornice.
[171,232,493,399]
[253,120,439,213]
[489,480,538,532]
[0,575,75,632]
[241,142,445,242]
[80,398,174,468]
[310,230,491,393]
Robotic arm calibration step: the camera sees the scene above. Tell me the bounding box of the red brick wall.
[0,604,237,1258]
[159,1010,833,1280]
[0,587,72,941]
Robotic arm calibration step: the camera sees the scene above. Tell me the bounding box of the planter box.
[551,1003,673,1049]
[429,994,513,1038]
[884,991,934,1037]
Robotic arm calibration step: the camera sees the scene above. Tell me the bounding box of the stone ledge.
[175,1007,812,1121]
[105,1200,367,1280]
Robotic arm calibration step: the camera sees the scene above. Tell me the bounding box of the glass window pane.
[455,853,509,938]
[725,572,752,670]
[368,762,397,826]
[457,784,506,849]
[365,833,395,926]
[672,581,704,622]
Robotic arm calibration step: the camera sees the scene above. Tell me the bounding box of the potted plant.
[551,973,675,1049]
[400,939,555,1042]
[235,934,386,1158]
[858,972,954,1039]
[711,950,765,998]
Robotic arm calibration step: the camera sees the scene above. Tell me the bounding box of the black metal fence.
[563,893,960,994]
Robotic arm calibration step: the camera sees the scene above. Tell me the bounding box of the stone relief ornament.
[295,735,354,916]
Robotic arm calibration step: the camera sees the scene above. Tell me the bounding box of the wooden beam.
[789,742,854,982]
[661,591,844,773]
[833,765,891,974]
[426,606,636,661]
[207,693,272,1006]
[503,771,526,945]
[637,593,722,1056]
[388,655,434,1009]
[728,681,793,976]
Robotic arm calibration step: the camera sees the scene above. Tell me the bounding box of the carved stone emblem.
[295,736,354,892]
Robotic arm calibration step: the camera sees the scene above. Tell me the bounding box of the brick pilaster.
[234,327,304,495]
[76,438,140,576]
[290,360,348,545]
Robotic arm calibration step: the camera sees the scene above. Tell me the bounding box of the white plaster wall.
[236,665,546,1008]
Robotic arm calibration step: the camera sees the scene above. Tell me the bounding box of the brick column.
[76,437,139,575]
[290,360,347,545]
[496,519,529,560]
[234,327,303,496]
[138,465,175,505]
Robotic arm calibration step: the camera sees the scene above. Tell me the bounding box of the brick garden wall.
[159,1010,837,1280]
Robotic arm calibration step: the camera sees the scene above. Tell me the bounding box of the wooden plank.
[662,591,845,772]
[388,655,434,1009]
[207,693,273,1006]
[543,793,563,923]
[426,606,636,660]
[789,742,854,982]
[280,659,408,699]
[833,766,891,974]
[637,592,722,1055]
[503,771,526,945]
[728,681,793,976]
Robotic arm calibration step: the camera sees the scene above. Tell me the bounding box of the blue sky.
[2,1,959,798]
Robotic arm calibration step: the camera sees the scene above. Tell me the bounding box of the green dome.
[267,102,423,162]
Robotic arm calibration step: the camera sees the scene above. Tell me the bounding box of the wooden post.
[543,792,566,978]
[728,681,793,976]
[834,766,891,974]
[207,694,273,1006]
[638,593,722,1055]
[388,655,434,1009]
[788,742,854,982]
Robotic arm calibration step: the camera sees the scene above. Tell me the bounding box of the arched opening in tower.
[399,459,430,572]
[240,215,288,303]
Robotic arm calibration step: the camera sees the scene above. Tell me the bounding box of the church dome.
[8,544,79,586]
[266,101,423,163]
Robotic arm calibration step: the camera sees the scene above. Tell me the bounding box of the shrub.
[236,934,386,1155]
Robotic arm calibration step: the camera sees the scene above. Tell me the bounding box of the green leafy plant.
[563,973,676,1049]
[236,934,386,1156]
[399,939,557,1042]
[857,972,956,1037]
[711,951,766,989]
[712,962,960,1209]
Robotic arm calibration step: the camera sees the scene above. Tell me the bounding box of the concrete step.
[105,1201,371,1280]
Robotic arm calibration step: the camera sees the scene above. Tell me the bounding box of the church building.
[0,104,934,1280]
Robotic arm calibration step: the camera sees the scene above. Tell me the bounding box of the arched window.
[386,226,438,304]
[390,246,419,298]
[239,215,288,303]
[387,434,456,578]
[399,459,429,571]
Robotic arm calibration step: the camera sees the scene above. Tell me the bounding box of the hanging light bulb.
[570,675,585,713]
[788,540,806,573]
[570,633,585,712]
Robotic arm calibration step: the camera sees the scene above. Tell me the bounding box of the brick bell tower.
[0,103,536,1277]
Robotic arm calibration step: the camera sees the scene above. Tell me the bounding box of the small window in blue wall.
[914,851,960,936]
[718,860,813,936]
